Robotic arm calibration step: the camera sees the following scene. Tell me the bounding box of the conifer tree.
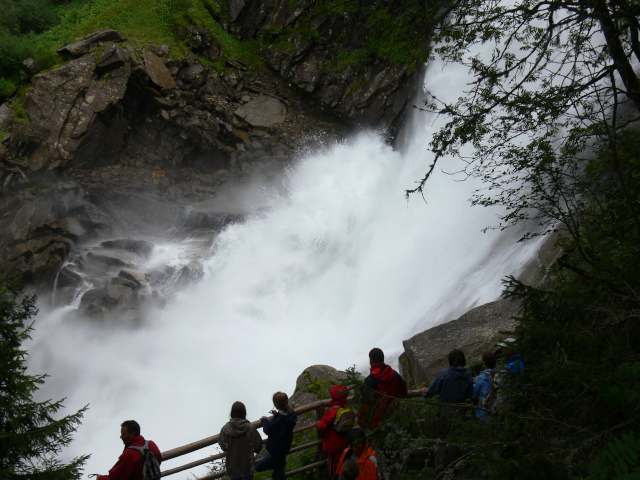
[0,280,88,479]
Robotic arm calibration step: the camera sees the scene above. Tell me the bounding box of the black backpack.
[127,440,161,480]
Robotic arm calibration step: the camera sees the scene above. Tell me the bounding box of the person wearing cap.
[316,384,350,477]
[335,428,381,480]
[496,338,525,374]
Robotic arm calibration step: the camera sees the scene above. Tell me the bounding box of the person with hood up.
[219,401,263,480]
[421,348,473,404]
[255,391,297,480]
[316,384,350,477]
[360,348,408,429]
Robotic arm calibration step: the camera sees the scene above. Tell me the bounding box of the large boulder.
[290,365,355,429]
[57,29,126,57]
[13,53,132,172]
[400,299,521,388]
[234,95,287,127]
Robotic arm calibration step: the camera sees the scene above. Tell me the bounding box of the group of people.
[94,344,521,480]
[313,348,407,480]
[421,341,524,421]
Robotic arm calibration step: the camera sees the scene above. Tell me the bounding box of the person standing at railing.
[255,391,297,480]
[91,419,162,480]
[316,384,350,478]
[360,348,408,430]
[219,401,263,480]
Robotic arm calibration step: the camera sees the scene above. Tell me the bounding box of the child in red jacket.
[317,384,350,477]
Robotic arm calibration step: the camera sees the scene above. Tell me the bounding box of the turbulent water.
[27,57,545,478]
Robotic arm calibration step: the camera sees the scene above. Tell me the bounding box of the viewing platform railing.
[160,390,422,479]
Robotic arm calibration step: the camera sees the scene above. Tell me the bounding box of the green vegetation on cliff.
[0,0,437,101]
[0,0,261,99]
[369,0,640,478]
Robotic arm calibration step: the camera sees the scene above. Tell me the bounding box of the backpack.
[482,367,508,414]
[333,407,355,433]
[127,440,161,480]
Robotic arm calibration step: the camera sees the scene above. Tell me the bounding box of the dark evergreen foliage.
[0,280,88,479]
[388,0,640,477]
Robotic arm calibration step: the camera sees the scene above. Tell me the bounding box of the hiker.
[496,338,526,375]
[335,427,381,480]
[472,351,497,421]
[95,420,162,480]
[255,392,297,480]
[338,456,360,480]
[317,384,351,477]
[421,348,473,403]
[360,347,408,429]
[219,401,263,480]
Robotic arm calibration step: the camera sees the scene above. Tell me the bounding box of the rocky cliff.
[0,0,430,298]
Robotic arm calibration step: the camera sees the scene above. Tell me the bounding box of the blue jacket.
[472,368,492,421]
[507,354,525,374]
[423,366,473,403]
[261,408,297,459]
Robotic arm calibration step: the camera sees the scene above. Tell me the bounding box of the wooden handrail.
[162,398,332,461]
[197,460,329,480]
[160,391,423,479]
[160,427,322,477]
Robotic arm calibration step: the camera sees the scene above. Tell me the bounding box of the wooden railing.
[160,398,333,479]
[160,390,423,480]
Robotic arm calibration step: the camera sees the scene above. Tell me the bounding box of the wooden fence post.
[314,406,329,480]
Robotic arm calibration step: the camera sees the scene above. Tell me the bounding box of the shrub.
[14,0,59,34]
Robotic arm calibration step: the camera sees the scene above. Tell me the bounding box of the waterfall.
[27,57,545,477]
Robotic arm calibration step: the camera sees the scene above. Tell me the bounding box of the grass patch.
[0,0,263,102]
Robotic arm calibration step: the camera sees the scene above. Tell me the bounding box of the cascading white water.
[27,56,546,477]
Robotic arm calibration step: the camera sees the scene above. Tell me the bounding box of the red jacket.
[316,385,349,453]
[98,435,162,480]
[360,363,408,429]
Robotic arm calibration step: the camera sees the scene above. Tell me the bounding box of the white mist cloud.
[26,58,544,478]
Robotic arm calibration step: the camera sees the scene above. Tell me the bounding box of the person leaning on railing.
[255,392,297,480]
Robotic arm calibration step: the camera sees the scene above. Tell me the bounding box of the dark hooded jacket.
[261,406,297,459]
[316,384,349,453]
[423,366,473,403]
[219,418,263,478]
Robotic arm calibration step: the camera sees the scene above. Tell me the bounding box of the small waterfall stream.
[27,58,546,477]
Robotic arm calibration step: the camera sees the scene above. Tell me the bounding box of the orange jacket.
[336,444,380,480]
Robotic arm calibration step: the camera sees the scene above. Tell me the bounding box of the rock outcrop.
[215,0,426,137]
[400,299,522,388]
[0,27,348,290]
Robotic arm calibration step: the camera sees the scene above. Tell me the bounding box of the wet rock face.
[3,28,344,187]
[400,299,522,387]
[235,95,287,127]
[0,14,421,314]
[218,0,425,136]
